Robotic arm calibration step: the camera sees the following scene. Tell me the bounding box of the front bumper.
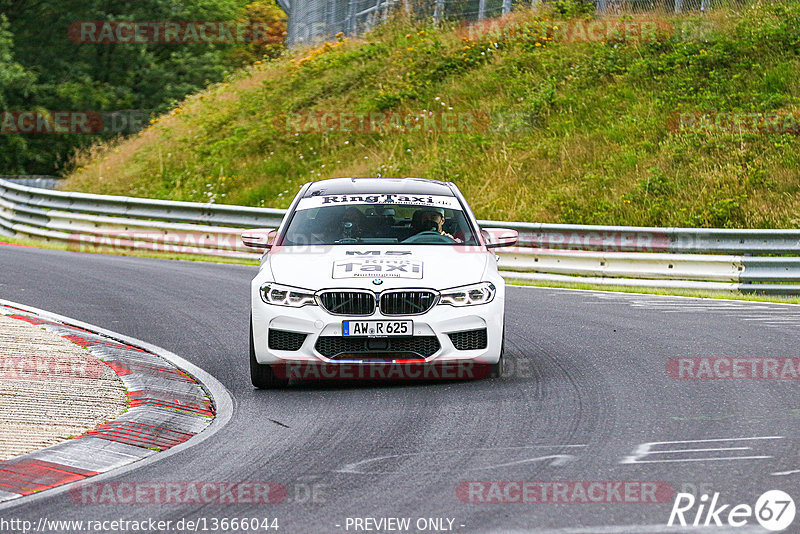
[251,291,504,366]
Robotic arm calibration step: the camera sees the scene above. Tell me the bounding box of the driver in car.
[340,207,369,240]
[412,208,458,241]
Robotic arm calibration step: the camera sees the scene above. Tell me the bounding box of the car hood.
[266,245,490,291]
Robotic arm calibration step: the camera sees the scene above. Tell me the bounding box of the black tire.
[489,327,505,379]
[250,317,289,389]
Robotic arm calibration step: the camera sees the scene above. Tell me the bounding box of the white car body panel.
[249,178,506,371]
[268,246,490,291]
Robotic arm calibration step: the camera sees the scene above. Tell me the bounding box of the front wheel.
[488,327,505,379]
[250,318,289,389]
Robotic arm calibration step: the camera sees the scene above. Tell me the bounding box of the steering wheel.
[401,231,454,244]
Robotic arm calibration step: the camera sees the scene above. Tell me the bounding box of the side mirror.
[242,228,277,249]
[483,228,518,249]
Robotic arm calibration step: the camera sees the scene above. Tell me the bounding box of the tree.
[0,0,286,174]
[0,14,37,173]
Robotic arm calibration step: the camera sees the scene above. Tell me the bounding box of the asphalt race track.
[1,245,798,533]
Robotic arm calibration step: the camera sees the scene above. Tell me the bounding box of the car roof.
[304,177,454,197]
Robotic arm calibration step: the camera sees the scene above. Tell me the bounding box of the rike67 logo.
[668,490,795,531]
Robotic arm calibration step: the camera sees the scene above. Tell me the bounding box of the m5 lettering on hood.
[333,259,423,279]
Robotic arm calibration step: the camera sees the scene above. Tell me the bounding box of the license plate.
[343,320,412,337]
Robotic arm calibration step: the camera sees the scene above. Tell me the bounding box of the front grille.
[379,290,437,316]
[268,329,307,351]
[449,329,488,351]
[315,336,440,359]
[318,291,376,316]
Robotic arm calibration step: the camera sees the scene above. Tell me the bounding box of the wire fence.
[282,0,742,45]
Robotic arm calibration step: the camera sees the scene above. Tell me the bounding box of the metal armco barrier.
[2,178,799,294]
[0,175,63,190]
[480,220,800,255]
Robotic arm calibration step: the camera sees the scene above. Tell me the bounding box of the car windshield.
[281,195,480,246]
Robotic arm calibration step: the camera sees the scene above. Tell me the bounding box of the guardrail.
[2,178,799,294]
[0,179,284,259]
[0,175,64,190]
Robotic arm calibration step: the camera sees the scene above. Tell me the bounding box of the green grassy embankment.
[64,1,800,228]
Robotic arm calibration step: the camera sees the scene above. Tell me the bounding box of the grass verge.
[63,1,800,229]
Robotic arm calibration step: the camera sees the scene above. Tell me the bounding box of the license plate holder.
[342,320,413,337]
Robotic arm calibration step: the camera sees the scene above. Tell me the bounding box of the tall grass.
[65,1,800,228]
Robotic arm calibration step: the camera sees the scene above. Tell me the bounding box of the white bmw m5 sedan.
[243,178,518,388]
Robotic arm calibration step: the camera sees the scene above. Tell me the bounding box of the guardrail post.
[502,0,512,15]
[347,0,358,34]
[478,0,487,20]
[433,0,444,24]
[326,0,337,27]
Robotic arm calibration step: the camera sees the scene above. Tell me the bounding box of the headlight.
[438,282,496,307]
[260,283,317,307]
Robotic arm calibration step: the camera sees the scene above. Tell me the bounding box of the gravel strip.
[0,315,128,461]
